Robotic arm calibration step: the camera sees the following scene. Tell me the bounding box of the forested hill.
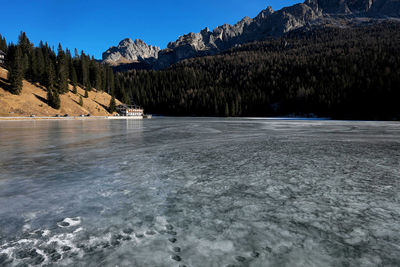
[114,22,400,120]
[0,32,121,115]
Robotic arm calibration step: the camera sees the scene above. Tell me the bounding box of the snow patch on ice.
[42,229,51,237]
[58,217,81,228]
[73,227,83,233]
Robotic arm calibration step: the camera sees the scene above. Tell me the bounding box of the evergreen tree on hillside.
[35,48,45,83]
[80,51,89,88]
[53,90,61,109]
[29,50,38,82]
[4,43,15,68]
[44,61,56,90]
[44,60,61,110]
[22,53,29,77]
[109,95,116,113]
[74,48,79,59]
[91,61,102,91]
[47,87,60,109]
[84,88,88,98]
[17,32,33,77]
[57,44,69,94]
[18,32,32,55]
[7,46,24,95]
[106,68,115,94]
[79,95,83,106]
[71,67,78,94]
[65,48,73,79]
[121,90,130,105]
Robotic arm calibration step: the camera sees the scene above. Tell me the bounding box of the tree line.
[3,23,400,119]
[115,22,400,120]
[2,32,120,111]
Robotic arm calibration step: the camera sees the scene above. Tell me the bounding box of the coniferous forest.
[1,22,400,119]
[0,32,119,109]
[116,22,400,120]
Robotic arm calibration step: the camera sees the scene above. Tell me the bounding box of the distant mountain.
[102,38,160,66]
[103,0,400,69]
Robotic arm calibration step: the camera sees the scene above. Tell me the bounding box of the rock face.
[103,0,400,69]
[102,38,160,65]
[306,0,400,16]
[155,3,321,69]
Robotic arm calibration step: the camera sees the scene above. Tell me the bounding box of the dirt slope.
[0,67,121,117]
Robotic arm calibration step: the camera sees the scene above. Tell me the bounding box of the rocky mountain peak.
[102,38,160,65]
[255,6,275,21]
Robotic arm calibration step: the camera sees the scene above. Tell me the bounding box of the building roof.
[117,104,143,109]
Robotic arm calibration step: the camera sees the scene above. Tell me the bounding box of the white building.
[0,50,5,65]
[116,105,144,117]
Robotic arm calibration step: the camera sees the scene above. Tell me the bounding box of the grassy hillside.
[0,66,121,117]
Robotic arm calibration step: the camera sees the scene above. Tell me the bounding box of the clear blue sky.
[0,0,301,59]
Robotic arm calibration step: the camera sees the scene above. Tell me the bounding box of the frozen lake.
[0,118,399,266]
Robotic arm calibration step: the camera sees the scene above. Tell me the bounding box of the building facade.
[116,105,144,117]
[0,50,5,65]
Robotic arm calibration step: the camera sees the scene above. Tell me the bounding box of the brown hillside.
[0,66,121,117]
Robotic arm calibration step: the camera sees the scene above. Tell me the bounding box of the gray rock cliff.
[102,38,160,65]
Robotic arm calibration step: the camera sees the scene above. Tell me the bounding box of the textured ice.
[0,118,399,266]
[58,217,81,228]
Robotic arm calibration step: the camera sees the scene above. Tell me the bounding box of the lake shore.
[0,116,143,121]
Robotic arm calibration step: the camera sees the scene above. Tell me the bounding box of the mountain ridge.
[102,0,400,69]
[102,38,160,66]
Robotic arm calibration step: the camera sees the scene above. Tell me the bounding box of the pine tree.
[30,49,38,82]
[71,67,78,94]
[17,32,32,78]
[106,68,115,94]
[0,34,7,52]
[80,51,89,88]
[109,95,116,113]
[79,95,83,106]
[84,88,88,98]
[47,87,53,105]
[57,44,69,94]
[22,53,29,77]
[47,87,61,109]
[35,48,45,84]
[65,48,73,80]
[74,48,79,59]
[18,32,31,55]
[53,90,61,109]
[7,46,24,95]
[44,61,56,89]
[121,90,130,104]
[95,65,102,91]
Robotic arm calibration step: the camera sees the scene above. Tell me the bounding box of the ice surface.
[0,118,399,266]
